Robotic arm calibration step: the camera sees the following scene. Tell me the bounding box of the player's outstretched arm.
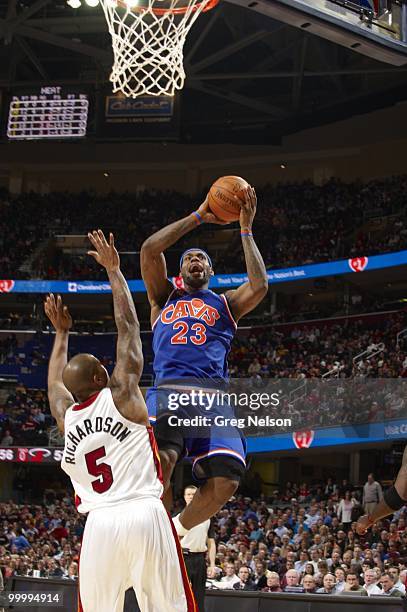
[356,446,407,534]
[88,230,146,423]
[141,197,226,323]
[224,186,268,321]
[44,294,75,434]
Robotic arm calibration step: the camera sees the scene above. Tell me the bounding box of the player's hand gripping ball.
[208,175,249,222]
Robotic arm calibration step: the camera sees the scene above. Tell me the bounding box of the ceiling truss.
[0,0,406,140]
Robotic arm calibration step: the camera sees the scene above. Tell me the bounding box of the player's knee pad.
[194,455,245,483]
[384,485,407,511]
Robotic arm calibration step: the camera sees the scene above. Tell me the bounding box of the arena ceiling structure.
[0,0,407,143]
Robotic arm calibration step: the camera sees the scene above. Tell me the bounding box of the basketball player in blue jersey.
[141,185,268,536]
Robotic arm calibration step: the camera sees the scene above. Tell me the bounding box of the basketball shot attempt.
[141,178,268,540]
[45,230,196,612]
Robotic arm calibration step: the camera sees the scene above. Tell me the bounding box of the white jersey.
[61,387,163,513]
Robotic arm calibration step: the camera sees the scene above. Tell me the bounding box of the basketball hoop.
[100,0,219,98]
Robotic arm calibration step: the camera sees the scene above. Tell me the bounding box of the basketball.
[208,175,249,222]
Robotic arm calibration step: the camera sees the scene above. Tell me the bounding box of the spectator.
[252,561,267,590]
[309,549,321,572]
[334,568,346,593]
[261,572,282,593]
[387,567,406,595]
[315,560,329,586]
[66,561,78,580]
[303,563,315,578]
[0,430,13,446]
[274,519,289,539]
[232,566,257,591]
[337,492,356,531]
[316,573,337,594]
[362,569,382,596]
[284,570,305,593]
[341,572,368,596]
[324,479,337,498]
[379,573,404,597]
[11,529,30,553]
[302,575,317,594]
[220,562,240,589]
[295,551,310,574]
[362,474,383,516]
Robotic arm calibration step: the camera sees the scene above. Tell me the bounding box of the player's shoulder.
[67,388,111,413]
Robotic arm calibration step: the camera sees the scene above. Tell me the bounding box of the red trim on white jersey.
[147,426,163,487]
[166,512,198,612]
[72,391,100,412]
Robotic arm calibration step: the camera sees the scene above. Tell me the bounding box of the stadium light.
[67,0,82,6]
[85,0,100,6]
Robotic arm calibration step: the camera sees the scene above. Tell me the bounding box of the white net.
[100,0,216,98]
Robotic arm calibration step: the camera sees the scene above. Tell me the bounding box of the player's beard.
[183,269,210,289]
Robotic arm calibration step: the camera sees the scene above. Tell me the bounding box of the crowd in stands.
[1,308,407,444]
[0,383,50,446]
[1,175,407,279]
[1,479,406,599]
[231,311,407,380]
[200,480,407,598]
[0,493,83,582]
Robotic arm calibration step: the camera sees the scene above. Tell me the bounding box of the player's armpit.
[47,381,74,433]
[225,280,268,321]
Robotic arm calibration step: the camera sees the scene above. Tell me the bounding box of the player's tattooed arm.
[88,231,147,423]
[225,186,268,321]
[140,197,227,320]
[44,294,74,433]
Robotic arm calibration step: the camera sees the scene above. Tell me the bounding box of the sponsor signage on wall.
[1,250,407,293]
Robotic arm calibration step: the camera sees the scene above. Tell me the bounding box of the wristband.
[241,229,253,237]
[192,211,203,225]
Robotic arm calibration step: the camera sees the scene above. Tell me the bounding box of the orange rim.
[117,0,219,16]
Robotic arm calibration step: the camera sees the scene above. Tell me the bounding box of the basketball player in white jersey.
[44,230,197,612]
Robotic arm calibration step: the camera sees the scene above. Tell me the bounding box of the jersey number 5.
[85,446,113,494]
[171,321,206,345]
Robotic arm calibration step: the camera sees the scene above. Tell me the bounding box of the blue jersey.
[152,288,236,384]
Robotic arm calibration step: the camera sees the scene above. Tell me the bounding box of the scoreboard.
[7,86,89,140]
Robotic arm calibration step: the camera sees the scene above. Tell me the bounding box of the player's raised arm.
[88,230,145,423]
[140,197,227,323]
[224,186,268,321]
[44,294,75,434]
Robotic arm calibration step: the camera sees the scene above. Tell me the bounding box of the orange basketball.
[208,175,249,222]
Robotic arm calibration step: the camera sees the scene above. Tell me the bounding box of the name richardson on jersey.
[64,417,131,464]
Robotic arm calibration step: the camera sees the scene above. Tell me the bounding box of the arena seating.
[1,483,406,601]
[1,309,406,445]
[1,175,407,279]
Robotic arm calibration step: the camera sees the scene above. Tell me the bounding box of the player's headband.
[180,248,213,270]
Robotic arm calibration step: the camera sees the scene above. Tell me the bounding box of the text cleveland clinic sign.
[1,250,407,294]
